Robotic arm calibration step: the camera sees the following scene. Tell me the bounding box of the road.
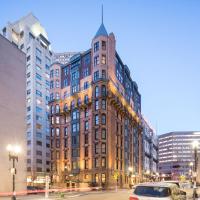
[0,189,200,200]
[0,190,131,200]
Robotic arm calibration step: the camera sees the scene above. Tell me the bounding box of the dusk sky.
[1,0,200,135]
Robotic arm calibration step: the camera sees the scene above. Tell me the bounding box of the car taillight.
[129,197,139,200]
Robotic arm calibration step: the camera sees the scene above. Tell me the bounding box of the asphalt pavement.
[1,188,200,200]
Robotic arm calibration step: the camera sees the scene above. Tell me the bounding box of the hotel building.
[2,13,52,184]
[158,131,200,180]
[49,21,143,188]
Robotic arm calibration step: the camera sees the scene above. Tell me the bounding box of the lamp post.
[128,167,133,188]
[192,141,198,199]
[6,144,21,200]
[189,162,193,183]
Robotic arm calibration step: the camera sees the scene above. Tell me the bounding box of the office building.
[2,13,52,184]
[0,34,26,193]
[158,131,200,180]
[49,20,143,188]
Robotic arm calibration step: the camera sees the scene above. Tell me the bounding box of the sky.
[1,0,200,135]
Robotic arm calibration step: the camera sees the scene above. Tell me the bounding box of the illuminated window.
[95,86,99,97]
[56,128,60,136]
[102,55,106,64]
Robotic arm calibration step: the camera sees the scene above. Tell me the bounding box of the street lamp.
[192,140,198,199]
[128,167,134,187]
[6,144,21,200]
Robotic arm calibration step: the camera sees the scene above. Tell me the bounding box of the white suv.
[129,182,186,200]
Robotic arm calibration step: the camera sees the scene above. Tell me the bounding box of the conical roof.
[94,23,108,38]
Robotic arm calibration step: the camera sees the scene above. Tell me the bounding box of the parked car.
[27,186,45,194]
[129,182,186,200]
[162,181,181,188]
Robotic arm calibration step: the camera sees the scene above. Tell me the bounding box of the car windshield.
[134,186,171,197]
[165,182,180,187]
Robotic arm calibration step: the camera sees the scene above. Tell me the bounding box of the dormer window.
[102,41,106,50]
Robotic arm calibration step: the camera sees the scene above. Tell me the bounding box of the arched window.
[102,114,106,125]
[64,127,68,136]
[95,86,99,97]
[101,85,106,96]
[95,114,99,125]
[51,128,54,137]
[55,104,60,113]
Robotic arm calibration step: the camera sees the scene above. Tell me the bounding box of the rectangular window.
[85,134,88,144]
[94,41,99,52]
[85,121,89,131]
[27,89,31,95]
[83,68,89,77]
[36,56,42,65]
[95,129,98,140]
[102,129,106,139]
[102,157,106,168]
[95,158,99,168]
[85,160,89,169]
[36,90,42,97]
[85,109,88,118]
[94,55,99,66]
[36,141,42,146]
[36,48,41,57]
[94,71,99,81]
[46,57,51,66]
[102,143,106,154]
[56,139,60,148]
[55,80,60,88]
[85,146,88,157]
[102,70,106,79]
[84,81,89,90]
[102,99,106,110]
[102,114,106,125]
[102,41,106,50]
[102,173,106,183]
[36,106,42,113]
[95,144,99,154]
[36,73,42,81]
[95,114,99,125]
[95,100,99,110]
[27,55,30,62]
[55,69,59,77]
[102,55,106,64]
[50,70,54,78]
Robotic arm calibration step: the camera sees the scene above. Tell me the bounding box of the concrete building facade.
[53,52,78,65]
[141,117,158,181]
[2,13,52,184]
[0,34,26,193]
[158,131,200,181]
[49,21,143,188]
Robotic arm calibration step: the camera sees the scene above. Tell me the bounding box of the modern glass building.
[158,131,200,180]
